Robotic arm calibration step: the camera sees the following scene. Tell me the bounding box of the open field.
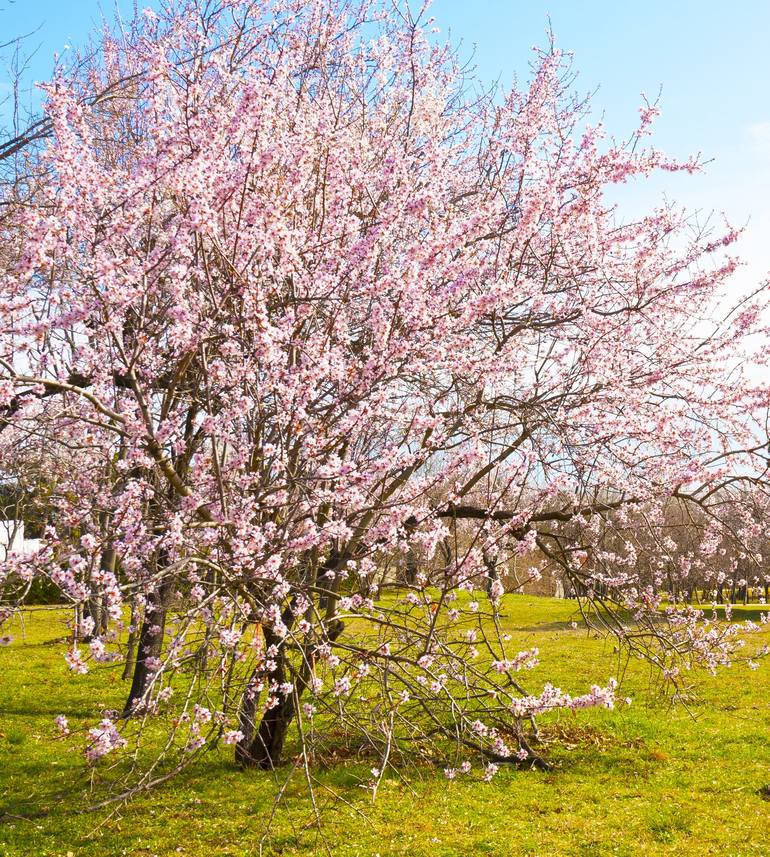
[1,596,769,857]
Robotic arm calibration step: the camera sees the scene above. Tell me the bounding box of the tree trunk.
[234,666,265,766]
[85,514,117,641]
[122,602,138,681]
[237,627,294,769]
[82,595,102,641]
[123,579,171,716]
[404,545,418,586]
[236,619,344,769]
[243,694,296,770]
[484,549,499,597]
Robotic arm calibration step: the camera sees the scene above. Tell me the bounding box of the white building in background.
[0,519,41,559]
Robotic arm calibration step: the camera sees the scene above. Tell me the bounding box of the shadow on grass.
[690,605,768,622]
[513,620,584,632]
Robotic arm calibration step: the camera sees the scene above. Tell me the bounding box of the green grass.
[1,597,769,856]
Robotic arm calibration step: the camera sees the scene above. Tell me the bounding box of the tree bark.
[122,578,171,716]
[237,626,294,769]
[236,619,344,769]
[483,549,499,596]
[122,602,138,681]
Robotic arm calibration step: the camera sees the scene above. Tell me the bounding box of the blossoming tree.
[1,0,769,798]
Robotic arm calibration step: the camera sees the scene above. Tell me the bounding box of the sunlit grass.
[1,596,769,856]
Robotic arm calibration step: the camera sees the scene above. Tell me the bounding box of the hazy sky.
[2,0,769,294]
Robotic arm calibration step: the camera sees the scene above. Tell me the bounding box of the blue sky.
[2,0,769,291]
[433,0,770,299]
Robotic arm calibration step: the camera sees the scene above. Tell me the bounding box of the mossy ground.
[1,597,769,856]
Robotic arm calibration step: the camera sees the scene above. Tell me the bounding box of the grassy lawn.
[1,596,769,856]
